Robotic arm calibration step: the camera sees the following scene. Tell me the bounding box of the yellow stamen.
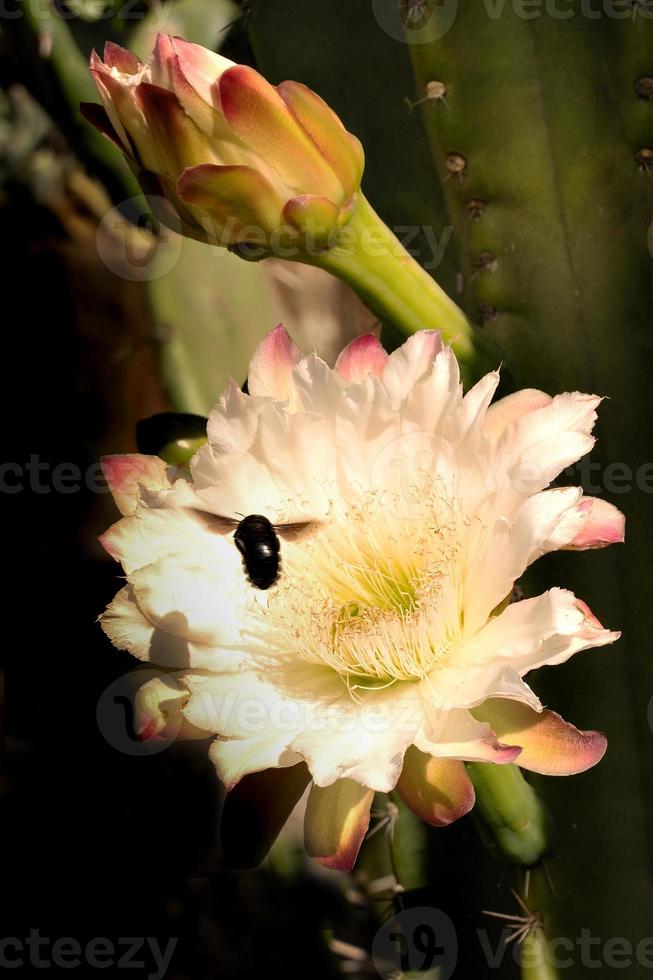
[269,484,466,685]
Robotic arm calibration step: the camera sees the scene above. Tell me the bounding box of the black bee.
[187,508,318,589]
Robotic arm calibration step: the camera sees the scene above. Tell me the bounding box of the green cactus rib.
[405,5,653,973]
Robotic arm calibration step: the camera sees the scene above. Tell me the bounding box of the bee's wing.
[274,520,323,542]
[185,507,239,535]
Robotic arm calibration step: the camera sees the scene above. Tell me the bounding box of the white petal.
[454,588,619,677]
[100,586,247,671]
[494,392,601,503]
[414,708,522,763]
[129,555,248,647]
[209,733,301,790]
[101,454,171,516]
[484,388,552,443]
[291,683,421,792]
[381,331,443,405]
[100,481,225,575]
[462,486,583,633]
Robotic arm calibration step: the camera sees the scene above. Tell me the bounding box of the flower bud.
[83,35,364,252]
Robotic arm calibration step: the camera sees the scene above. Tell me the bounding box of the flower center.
[269,486,466,685]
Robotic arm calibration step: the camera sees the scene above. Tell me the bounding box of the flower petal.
[415,708,522,764]
[209,735,302,790]
[484,388,552,443]
[170,35,234,106]
[128,555,247,647]
[304,778,374,871]
[218,65,342,199]
[473,699,607,775]
[100,586,245,671]
[134,673,207,741]
[290,682,420,792]
[220,762,310,868]
[335,334,389,383]
[135,82,213,175]
[396,747,475,827]
[495,392,602,502]
[103,40,141,75]
[80,102,130,155]
[101,454,171,517]
[456,588,620,676]
[462,486,584,633]
[278,79,364,198]
[381,330,444,405]
[283,194,340,239]
[247,324,303,402]
[562,496,625,550]
[177,163,284,239]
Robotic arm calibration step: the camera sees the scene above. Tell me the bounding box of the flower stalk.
[294,192,495,378]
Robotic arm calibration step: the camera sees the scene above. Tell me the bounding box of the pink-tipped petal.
[136,81,211,175]
[397,747,475,827]
[101,454,170,516]
[103,41,141,75]
[278,79,364,198]
[335,334,389,383]
[89,54,151,165]
[168,52,225,137]
[484,388,553,442]
[304,779,374,871]
[177,163,284,239]
[220,763,310,868]
[246,324,303,403]
[149,33,175,88]
[170,35,234,106]
[573,598,605,630]
[473,699,607,776]
[218,65,342,199]
[564,497,625,549]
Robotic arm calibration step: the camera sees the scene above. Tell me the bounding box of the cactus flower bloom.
[83,35,364,249]
[100,327,623,870]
